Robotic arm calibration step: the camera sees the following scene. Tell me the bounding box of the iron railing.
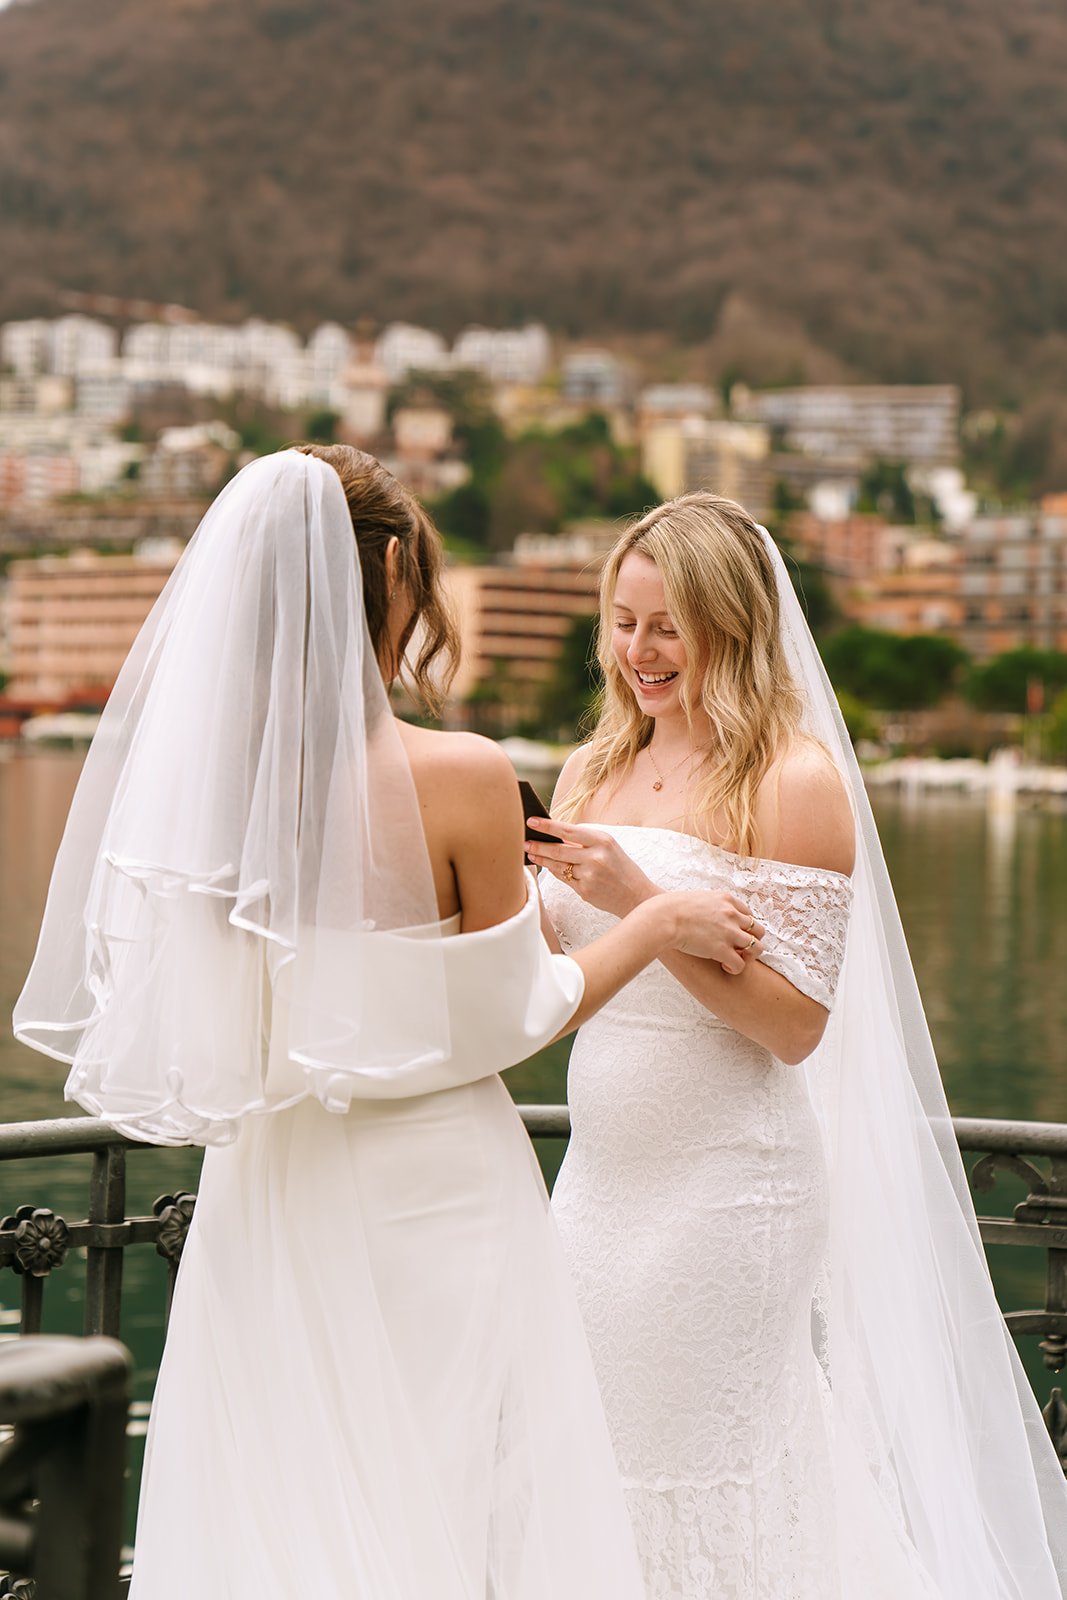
[0,1336,130,1600]
[0,1107,1065,1594]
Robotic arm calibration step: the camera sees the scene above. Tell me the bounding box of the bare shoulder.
[757,740,856,877]
[397,723,518,802]
[551,742,594,810]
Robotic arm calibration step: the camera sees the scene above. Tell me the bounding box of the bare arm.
[555,890,769,1038]
[530,743,854,1064]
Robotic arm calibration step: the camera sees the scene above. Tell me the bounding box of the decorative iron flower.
[0,1574,37,1598]
[0,1206,71,1277]
[153,1192,197,1263]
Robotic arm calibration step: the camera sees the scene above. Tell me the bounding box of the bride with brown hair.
[14,451,766,1599]
[527,492,1067,1600]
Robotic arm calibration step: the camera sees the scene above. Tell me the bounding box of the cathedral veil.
[759,530,1067,1598]
[14,451,451,1145]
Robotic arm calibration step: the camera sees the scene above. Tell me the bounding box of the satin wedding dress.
[129,881,649,1600]
[544,825,870,1599]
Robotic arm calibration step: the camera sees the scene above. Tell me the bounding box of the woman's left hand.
[526,816,659,919]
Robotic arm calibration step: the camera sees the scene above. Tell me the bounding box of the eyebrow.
[612,604,673,619]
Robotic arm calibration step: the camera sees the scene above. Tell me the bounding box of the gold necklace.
[647,744,693,792]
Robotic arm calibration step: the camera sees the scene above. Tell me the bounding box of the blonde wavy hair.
[558,492,807,859]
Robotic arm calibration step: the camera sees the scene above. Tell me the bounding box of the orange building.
[847,557,964,637]
[5,543,183,702]
[785,511,903,580]
[957,513,1067,659]
[443,529,611,715]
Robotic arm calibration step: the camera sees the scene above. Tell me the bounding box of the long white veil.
[761,530,1067,1597]
[14,451,450,1144]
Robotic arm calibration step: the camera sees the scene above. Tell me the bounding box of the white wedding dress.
[544,824,887,1600]
[128,883,648,1600]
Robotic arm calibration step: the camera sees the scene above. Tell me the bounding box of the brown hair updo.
[296,443,460,712]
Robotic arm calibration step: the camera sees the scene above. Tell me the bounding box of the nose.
[627,625,656,665]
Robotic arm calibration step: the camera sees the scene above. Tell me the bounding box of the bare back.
[395,720,528,931]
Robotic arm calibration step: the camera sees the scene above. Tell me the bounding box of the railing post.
[84,1147,126,1340]
[1039,1154,1067,1374]
[0,1335,131,1600]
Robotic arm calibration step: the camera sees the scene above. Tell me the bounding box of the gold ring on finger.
[562,864,576,882]
[745,936,756,951]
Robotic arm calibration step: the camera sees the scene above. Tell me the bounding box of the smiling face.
[610,549,691,720]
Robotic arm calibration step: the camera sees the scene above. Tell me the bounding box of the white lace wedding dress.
[543,824,859,1600]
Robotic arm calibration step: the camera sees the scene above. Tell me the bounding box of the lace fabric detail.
[545,826,852,1014]
[542,826,856,1600]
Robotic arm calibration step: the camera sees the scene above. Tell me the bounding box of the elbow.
[774,1004,829,1067]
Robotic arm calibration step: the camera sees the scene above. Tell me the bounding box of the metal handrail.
[0,1110,1064,1467]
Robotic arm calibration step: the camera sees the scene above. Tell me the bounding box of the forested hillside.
[2,0,1067,401]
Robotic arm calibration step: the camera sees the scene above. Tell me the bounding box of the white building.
[1,320,53,377]
[307,323,353,408]
[50,315,118,377]
[375,323,450,385]
[452,325,551,386]
[1,316,117,378]
[637,384,721,421]
[733,385,960,466]
[561,350,625,406]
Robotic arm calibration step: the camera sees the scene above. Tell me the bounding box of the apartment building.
[641,418,771,521]
[734,385,960,467]
[444,530,609,708]
[5,544,183,702]
[957,513,1067,659]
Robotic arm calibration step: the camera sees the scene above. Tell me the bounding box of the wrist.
[637,891,680,951]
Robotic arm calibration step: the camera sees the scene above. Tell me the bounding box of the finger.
[720,951,745,976]
[526,816,606,843]
[525,843,584,867]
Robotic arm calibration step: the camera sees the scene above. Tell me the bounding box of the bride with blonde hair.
[528,491,1067,1599]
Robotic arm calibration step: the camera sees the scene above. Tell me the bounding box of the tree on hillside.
[487,414,656,549]
[965,648,1067,713]
[820,626,968,710]
[529,614,603,743]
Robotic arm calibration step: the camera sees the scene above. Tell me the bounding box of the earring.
[390,590,397,601]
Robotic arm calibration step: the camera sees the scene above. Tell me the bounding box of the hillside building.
[641,418,771,521]
[4,543,184,702]
[846,544,963,637]
[734,385,960,467]
[785,512,905,580]
[957,512,1067,658]
[443,528,611,710]
[452,325,551,386]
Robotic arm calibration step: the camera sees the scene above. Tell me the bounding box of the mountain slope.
[2,0,1067,398]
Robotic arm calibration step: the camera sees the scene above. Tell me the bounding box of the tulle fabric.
[14,451,451,1143]
[763,531,1067,1597]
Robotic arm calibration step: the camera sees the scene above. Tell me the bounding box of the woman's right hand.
[660,890,765,974]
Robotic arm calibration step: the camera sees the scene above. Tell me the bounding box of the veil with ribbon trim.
[14,450,451,1144]
[758,529,1067,1598]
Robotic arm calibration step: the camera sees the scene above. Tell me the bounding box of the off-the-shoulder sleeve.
[748,865,853,1011]
[267,871,584,1103]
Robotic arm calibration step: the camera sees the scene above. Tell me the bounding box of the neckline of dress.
[595,821,854,886]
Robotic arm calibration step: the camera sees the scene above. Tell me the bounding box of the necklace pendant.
[652,779,663,791]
